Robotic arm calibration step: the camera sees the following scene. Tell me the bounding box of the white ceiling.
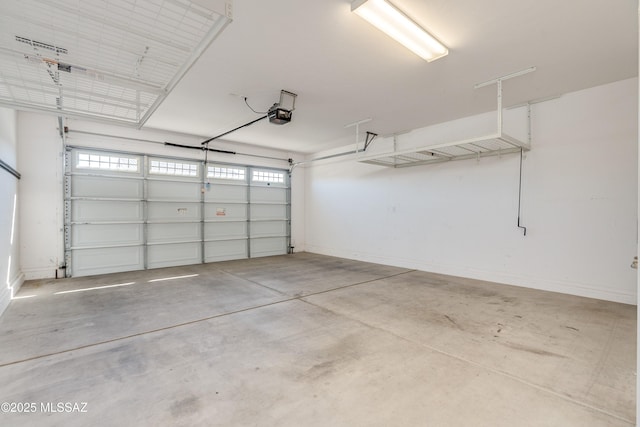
[4,1,639,154]
[144,0,638,154]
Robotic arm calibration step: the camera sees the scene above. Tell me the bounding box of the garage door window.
[208,166,246,181]
[252,170,284,184]
[77,152,138,172]
[150,160,198,177]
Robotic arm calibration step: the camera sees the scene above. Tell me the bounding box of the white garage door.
[204,164,249,262]
[249,169,289,257]
[64,148,290,277]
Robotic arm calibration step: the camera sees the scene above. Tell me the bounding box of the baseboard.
[22,267,56,281]
[304,245,637,305]
[10,272,25,297]
[0,271,26,316]
[0,285,10,317]
[428,263,636,305]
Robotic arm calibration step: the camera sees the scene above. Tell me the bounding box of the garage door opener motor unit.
[268,90,297,124]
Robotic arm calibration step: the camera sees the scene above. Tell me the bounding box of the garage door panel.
[204,185,247,202]
[250,220,287,238]
[72,175,143,199]
[148,180,200,201]
[71,246,144,276]
[250,186,287,204]
[250,237,287,258]
[72,223,143,247]
[250,204,287,220]
[72,200,143,222]
[205,222,247,240]
[204,203,247,221]
[148,202,200,221]
[148,223,200,244]
[205,240,247,262]
[67,149,290,276]
[147,243,201,268]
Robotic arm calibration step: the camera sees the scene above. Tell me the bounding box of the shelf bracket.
[345,118,372,153]
[475,66,536,135]
[363,131,378,151]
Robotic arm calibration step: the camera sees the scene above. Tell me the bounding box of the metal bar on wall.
[247,166,252,259]
[200,159,206,264]
[0,158,20,179]
[286,170,293,254]
[142,155,149,270]
[63,148,72,277]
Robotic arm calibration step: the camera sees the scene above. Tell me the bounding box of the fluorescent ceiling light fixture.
[351,0,448,62]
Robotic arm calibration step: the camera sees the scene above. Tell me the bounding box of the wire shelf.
[359,133,530,168]
[0,0,231,124]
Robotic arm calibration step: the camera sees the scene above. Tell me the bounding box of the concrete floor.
[0,253,635,426]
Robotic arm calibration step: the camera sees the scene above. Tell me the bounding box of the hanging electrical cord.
[197,90,296,146]
[244,97,268,114]
[517,148,527,236]
[194,95,271,146]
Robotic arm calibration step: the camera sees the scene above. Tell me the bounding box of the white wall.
[304,78,638,304]
[0,107,22,316]
[16,113,306,280]
[17,113,64,280]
